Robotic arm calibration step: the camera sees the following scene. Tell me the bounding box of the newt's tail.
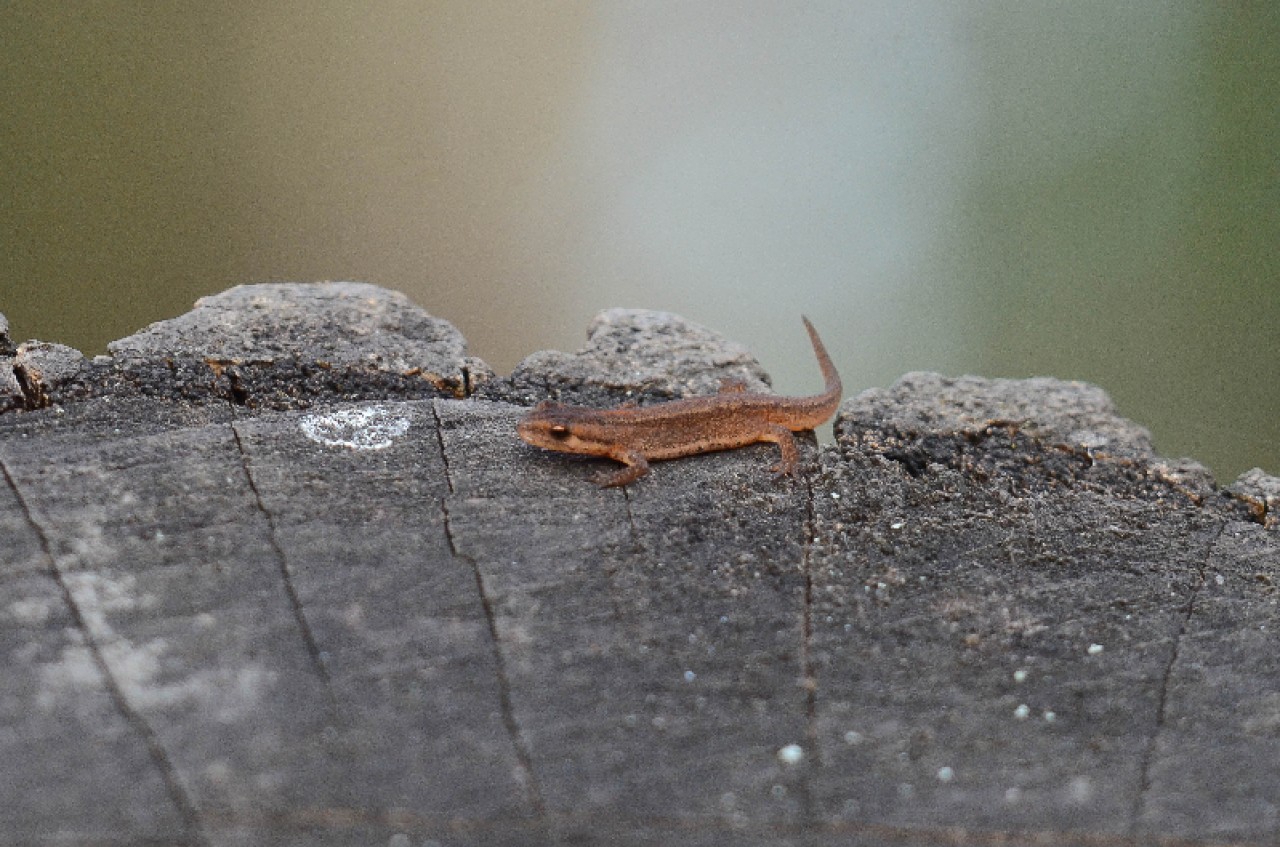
[792,315,843,429]
[802,315,842,398]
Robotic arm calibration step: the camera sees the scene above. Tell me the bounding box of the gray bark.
[0,283,1275,846]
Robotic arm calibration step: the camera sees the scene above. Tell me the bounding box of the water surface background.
[3,3,1276,480]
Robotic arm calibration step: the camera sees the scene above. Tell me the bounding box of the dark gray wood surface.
[1,283,1276,847]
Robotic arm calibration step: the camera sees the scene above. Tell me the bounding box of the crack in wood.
[428,401,456,497]
[797,448,822,829]
[228,423,338,715]
[1128,519,1228,833]
[597,486,639,624]
[429,402,546,820]
[0,454,209,847]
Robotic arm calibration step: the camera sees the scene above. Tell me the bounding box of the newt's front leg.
[594,449,650,488]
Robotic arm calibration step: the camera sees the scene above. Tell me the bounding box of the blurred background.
[2,2,1276,480]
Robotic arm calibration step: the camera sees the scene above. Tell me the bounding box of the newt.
[517,317,842,487]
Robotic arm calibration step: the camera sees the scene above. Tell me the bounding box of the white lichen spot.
[1014,703,1031,720]
[62,571,144,639]
[36,645,102,710]
[101,638,167,700]
[1043,710,1057,722]
[1087,643,1104,655]
[1013,669,1028,683]
[843,730,863,745]
[66,521,112,571]
[937,766,954,782]
[777,744,804,765]
[770,784,787,799]
[1005,786,1022,803]
[299,405,410,451]
[8,597,54,626]
[683,670,696,683]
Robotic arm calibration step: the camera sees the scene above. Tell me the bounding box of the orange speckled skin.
[517,317,842,487]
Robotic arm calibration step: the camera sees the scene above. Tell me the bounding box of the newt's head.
[517,401,612,457]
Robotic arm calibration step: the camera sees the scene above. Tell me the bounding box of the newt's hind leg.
[758,425,801,477]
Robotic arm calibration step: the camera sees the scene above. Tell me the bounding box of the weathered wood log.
[1,282,1276,847]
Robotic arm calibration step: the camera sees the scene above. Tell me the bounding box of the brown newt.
[517,317,842,487]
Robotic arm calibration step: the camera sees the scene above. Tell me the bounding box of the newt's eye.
[549,424,571,440]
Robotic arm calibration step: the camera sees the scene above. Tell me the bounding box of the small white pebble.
[777,744,804,765]
[830,492,841,500]
[1013,669,1028,683]
[683,670,696,683]
[843,730,863,745]
[1087,643,1104,655]
[1014,704,1030,720]
[1043,711,1056,722]
[1215,574,1225,585]
[937,766,954,782]
[890,520,905,529]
